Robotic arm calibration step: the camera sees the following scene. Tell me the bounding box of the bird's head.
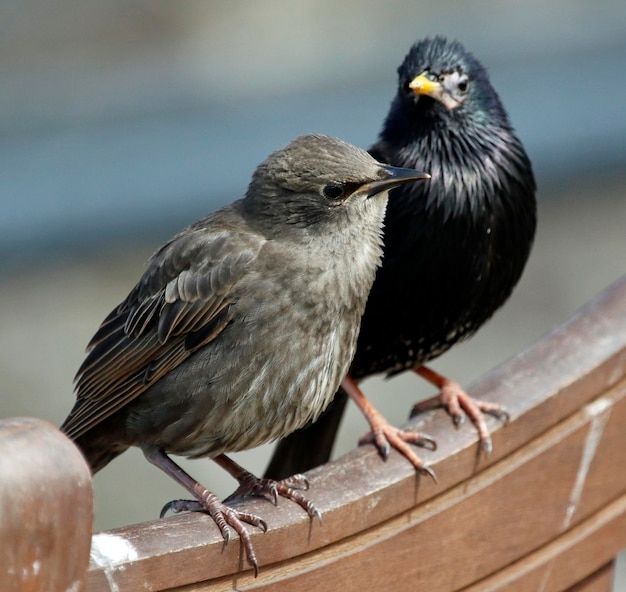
[244,134,429,234]
[397,36,500,120]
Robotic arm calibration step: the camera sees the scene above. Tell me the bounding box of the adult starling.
[266,37,536,479]
[60,134,429,574]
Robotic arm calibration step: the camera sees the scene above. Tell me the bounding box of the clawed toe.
[280,473,310,491]
[159,492,267,576]
[410,367,508,454]
[223,470,321,523]
[485,406,510,423]
[359,430,391,458]
[160,498,204,517]
[358,425,437,479]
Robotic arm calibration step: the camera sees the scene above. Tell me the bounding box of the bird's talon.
[379,440,391,459]
[493,408,510,423]
[421,465,438,483]
[421,435,438,451]
[452,414,465,428]
[282,474,309,491]
[160,498,204,517]
[160,501,173,518]
[360,430,392,459]
[222,466,320,524]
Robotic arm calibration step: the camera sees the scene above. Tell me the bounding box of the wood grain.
[50,276,626,590]
[566,563,615,592]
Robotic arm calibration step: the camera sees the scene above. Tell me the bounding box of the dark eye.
[457,78,469,93]
[322,184,345,200]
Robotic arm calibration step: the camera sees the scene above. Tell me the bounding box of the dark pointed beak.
[365,166,430,198]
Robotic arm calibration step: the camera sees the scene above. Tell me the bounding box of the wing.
[61,213,265,440]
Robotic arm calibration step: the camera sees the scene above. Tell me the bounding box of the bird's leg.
[342,376,437,480]
[217,454,321,522]
[144,448,266,576]
[410,365,509,454]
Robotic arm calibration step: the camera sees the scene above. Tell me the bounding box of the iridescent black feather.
[265,36,536,479]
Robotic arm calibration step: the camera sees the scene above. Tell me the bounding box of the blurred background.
[1,0,625,580]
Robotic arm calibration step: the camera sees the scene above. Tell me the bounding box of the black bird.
[266,37,536,479]
[60,134,429,575]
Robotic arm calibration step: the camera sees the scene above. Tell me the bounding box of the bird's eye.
[322,184,345,200]
[457,77,469,93]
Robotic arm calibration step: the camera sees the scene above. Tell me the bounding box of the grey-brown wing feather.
[62,216,265,440]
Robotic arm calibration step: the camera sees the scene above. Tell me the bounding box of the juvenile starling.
[266,37,537,479]
[60,134,429,574]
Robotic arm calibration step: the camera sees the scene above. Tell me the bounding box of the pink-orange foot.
[342,376,437,480]
[411,365,509,454]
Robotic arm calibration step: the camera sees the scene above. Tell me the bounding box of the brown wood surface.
[79,275,626,591]
[0,417,93,592]
[566,562,615,592]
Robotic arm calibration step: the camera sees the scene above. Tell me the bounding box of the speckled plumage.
[61,134,426,468]
[60,133,428,574]
[354,37,536,376]
[266,37,536,480]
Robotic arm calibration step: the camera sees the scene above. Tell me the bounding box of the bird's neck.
[378,105,522,218]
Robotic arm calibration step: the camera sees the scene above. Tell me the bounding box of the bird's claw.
[359,424,437,479]
[488,406,510,424]
[358,431,391,459]
[420,464,438,483]
[410,380,508,456]
[280,473,310,491]
[159,493,267,576]
[224,473,321,522]
[160,498,204,517]
[451,412,465,428]
[360,427,437,452]
[419,433,438,451]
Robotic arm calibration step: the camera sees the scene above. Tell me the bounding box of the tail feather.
[65,426,128,474]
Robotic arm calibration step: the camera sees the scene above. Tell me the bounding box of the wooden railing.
[3,276,626,591]
[0,417,93,591]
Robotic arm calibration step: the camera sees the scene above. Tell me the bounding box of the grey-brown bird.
[60,133,429,574]
[266,37,536,480]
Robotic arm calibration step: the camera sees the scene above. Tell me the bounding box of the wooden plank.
[0,417,93,592]
[566,562,615,592]
[461,491,626,591]
[85,276,626,591]
[224,380,626,592]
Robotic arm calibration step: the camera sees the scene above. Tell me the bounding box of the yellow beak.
[408,72,463,111]
[408,74,442,99]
